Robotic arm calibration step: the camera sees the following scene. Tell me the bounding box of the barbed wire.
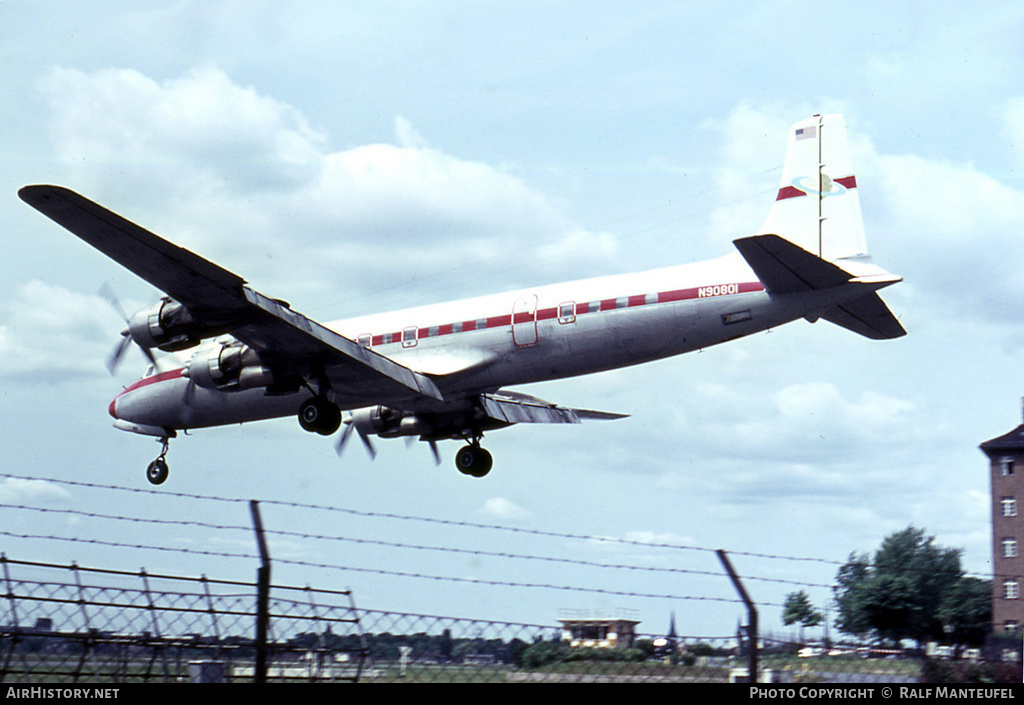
[0,472,845,568]
[3,472,1001,589]
[0,529,766,607]
[2,503,834,590]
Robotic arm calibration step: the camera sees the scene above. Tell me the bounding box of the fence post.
[0,554,20,682]
[716,549,758,682]
[71,562,106,682]
[250,500,271,683]
[140,568,170,681]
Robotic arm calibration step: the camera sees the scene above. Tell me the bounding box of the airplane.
[19,113,904,485]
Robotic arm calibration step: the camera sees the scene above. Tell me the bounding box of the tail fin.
[757,114,867,262]
[737,114,906,341]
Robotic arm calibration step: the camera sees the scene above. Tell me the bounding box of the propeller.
[336,416,377,460]
[405,436,442,465]
[98,283,158,374]
[334,410,442,465]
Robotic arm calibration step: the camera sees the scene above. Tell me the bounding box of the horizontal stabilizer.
[733,234,849,294]
[820,294,906,340]
[481,391,627,425]
[734,233,905,340]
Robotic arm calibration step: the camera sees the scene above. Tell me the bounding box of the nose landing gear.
[146,436,171,485]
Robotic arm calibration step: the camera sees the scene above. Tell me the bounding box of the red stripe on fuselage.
[364,281,765,349]
[110,368,186,418]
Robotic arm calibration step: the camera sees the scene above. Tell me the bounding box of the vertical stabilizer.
[757,114,867,262]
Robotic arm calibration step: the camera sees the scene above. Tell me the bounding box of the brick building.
[980,412,1024,636]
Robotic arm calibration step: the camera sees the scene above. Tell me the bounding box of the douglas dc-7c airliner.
[19,114,904,484]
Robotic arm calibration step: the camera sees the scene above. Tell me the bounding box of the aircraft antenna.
[816,114,825,258]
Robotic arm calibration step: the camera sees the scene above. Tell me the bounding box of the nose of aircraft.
[108,395,119,419]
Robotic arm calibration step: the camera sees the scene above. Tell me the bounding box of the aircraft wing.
[18,185,443,401]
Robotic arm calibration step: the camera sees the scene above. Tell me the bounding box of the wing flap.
[481,391,627,425]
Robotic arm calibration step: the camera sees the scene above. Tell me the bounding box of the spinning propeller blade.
[98,284,157,373]
[336,419,377,460]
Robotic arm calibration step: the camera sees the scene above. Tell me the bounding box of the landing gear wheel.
[299,397,342,436]
[455,445,493,478]
[146,458,169,485]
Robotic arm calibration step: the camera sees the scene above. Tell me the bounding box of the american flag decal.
[795,126,816,140]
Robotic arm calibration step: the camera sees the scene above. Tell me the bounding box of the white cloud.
[0,280,125,381]
[478,497,531,522]
[689,381,921,466]
[36,65,620,308]
[0,477,71,504]
[40,65,325,196]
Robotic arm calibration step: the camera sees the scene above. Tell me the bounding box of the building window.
[1000,456,1015,476]
[1004,580,1019,600]
[1002,497,1018,517]
[1003,538,1019,558]
[1005,621,1020,635]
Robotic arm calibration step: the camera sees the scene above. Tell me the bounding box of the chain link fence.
[2,556,1020,684]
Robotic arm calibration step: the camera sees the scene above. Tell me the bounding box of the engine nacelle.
[349,406,432,438]
[185,343,274,392]
[127,298,218,352]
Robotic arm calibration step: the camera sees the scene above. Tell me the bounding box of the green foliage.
[937,577,992,648]
[834,526,989,646]
[517,640,571,669]
[516,640,651,669]
[919,658,1022,684]
[782,590,824,629]
[689,642,721,657]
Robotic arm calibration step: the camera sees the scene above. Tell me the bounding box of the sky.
[2,0,1024,642]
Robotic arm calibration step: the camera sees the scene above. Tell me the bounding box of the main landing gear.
[146,436,171,485]
[298,396,342,435]
[455,441,493,478]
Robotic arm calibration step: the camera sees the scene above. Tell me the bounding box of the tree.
[782,590,824,644]
[834,526,978,647]
[937,577,992,653]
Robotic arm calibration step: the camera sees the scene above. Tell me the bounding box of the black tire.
[146,459,169,485]
[299,397,342,435]
[455,446,493,477]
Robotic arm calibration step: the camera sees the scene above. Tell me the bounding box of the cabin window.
[402,327,418,348]
[452,321,463,333]
[558,302,576,324]
[474,318,488,331]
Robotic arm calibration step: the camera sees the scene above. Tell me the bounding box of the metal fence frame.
[2,555,1020,684]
